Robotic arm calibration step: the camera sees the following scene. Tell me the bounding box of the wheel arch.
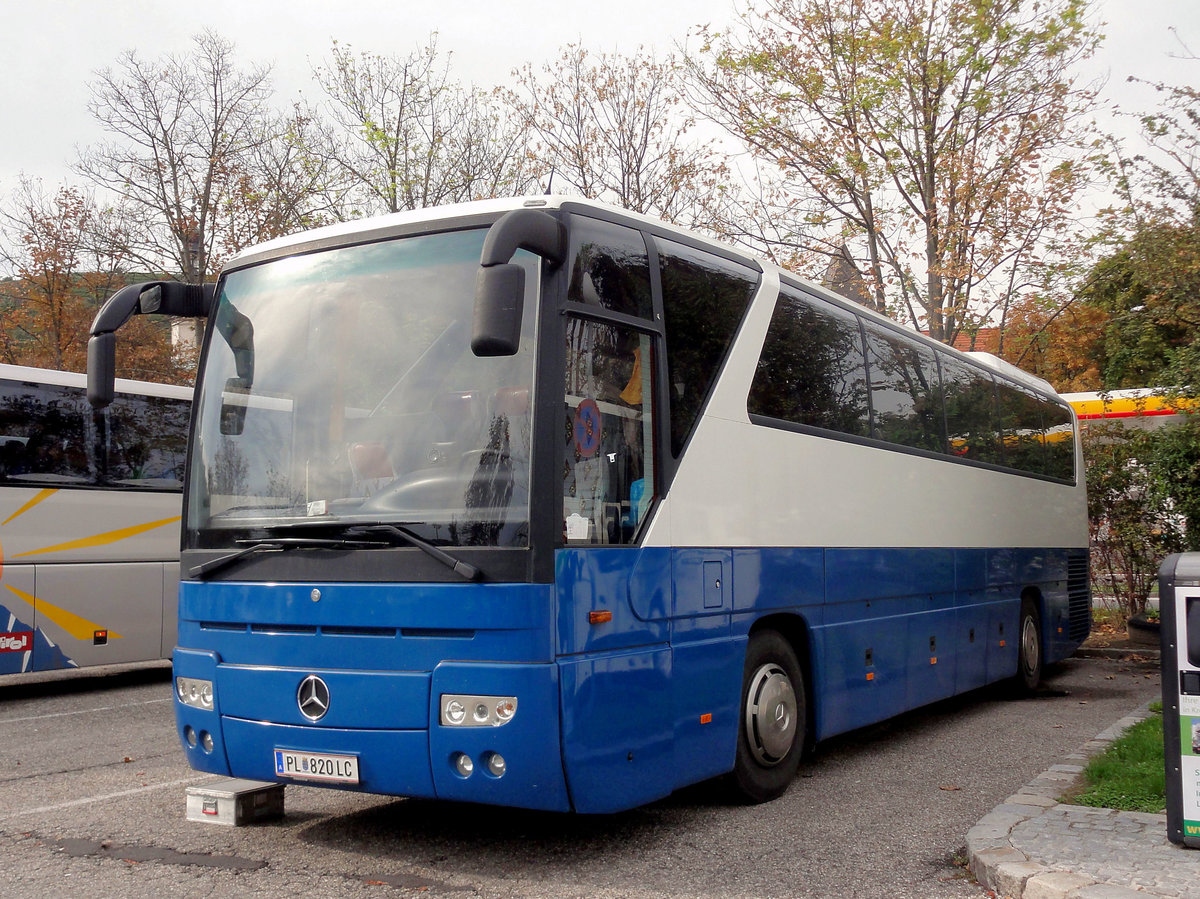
[746,612,815,751]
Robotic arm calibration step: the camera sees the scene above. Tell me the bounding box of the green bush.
[1084,421,1187,617]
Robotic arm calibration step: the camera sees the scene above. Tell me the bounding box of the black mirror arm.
[87,281,215,409]
[480,210,567,269]
[89,281,214,339]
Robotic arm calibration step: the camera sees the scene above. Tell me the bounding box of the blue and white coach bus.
[87,197,1089,812]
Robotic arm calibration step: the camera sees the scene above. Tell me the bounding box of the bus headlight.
[440,694,517,727]
[176,677,214,710]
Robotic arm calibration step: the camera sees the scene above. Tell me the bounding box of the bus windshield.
[186,227,539,549]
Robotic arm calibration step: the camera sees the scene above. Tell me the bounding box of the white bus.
[0,363,190,675]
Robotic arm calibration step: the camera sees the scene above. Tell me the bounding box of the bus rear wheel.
[1017,598,1043,693]
[730,630,805,803]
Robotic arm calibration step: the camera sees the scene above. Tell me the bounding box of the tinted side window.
[105,393,190,488]
[567,216,653,319]
[1043,399,1075,481]
[660,240,759,455]
[749,289,870,437]
[996,382,1047,475]
[940,356,1000,465]
[0,380,95,485]
[863,325,944,451]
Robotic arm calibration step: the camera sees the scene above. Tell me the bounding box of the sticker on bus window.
[574,399,602,458]
[566,513,590,541]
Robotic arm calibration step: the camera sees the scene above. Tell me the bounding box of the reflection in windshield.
[187,228,538,549]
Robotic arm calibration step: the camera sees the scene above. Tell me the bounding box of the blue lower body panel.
[225,718,435,797]
[172,545,1089,814]
[173,647,571,811]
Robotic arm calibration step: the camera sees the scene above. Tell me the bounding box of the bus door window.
[563,318,655,545]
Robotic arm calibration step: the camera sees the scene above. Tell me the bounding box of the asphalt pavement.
[0,656,1166,899]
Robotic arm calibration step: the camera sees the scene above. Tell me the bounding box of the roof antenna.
[545,166,555,195]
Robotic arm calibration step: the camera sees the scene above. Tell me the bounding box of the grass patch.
[1069,704,1166,814]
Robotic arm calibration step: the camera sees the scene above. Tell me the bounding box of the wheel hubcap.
[745,663,797,766]
[1021,615,1040,676]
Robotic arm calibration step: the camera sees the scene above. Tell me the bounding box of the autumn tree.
[0,179,191,382]
[312,36,539,216]
[0,180,123,371]
[508,45,729,229]
[1007,55,1200,391]
[77,31,325,283]
[688,0,1099,343]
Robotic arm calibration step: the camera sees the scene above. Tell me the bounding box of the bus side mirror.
[472,208,565,358]
[472,264,525,357]
[87,332,116,409]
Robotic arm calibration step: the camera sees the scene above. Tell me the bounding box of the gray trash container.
[1159,553,1200,849]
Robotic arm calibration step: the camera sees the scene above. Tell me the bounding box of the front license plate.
[274,749,360,784]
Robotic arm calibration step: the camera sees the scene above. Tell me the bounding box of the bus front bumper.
[172,650,571,812]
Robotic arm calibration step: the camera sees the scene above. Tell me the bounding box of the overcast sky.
[2,0,1196,194]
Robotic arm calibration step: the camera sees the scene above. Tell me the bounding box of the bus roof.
[221,196,1065,404]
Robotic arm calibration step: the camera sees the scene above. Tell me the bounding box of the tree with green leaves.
[688,0,1099,343]
[1084,423,1184,618]
[1006,53,1200,392]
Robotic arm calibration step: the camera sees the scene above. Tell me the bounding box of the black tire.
[1016,597,1043,693]
[730,630,806,803]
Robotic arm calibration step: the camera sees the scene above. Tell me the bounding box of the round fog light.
[485,752,507,777]
[445,699,466,725]
[200,730,214,753]
[184,725,198,748]
[453,752,474,777]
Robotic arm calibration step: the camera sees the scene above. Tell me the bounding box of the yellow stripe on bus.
[11,516,181,558]
[1068,394,1195,419]
[3,584,123,641]
[1,488,58,526]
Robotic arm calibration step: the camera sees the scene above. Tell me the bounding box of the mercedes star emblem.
[297,675,331,721]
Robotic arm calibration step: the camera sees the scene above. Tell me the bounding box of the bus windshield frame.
[185,227,542,571]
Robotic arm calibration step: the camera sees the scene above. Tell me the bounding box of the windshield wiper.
[188,536,387,580]
[345,523,480,581]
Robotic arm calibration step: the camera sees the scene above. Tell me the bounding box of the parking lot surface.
[1,656,1161,898]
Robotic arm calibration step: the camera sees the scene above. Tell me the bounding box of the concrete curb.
[966,703,1167,898]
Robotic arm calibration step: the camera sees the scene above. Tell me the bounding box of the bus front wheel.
[1017,598,1043,693]
[730,630,805,803]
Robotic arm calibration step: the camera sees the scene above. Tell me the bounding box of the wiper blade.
[188,536,387,579]
[346,524,480,581]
